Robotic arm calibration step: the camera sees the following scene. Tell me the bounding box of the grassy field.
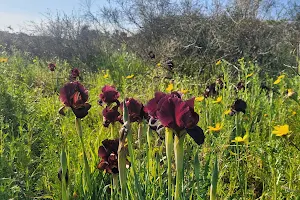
[0,52,299,200]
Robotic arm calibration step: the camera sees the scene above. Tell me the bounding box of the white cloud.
[0,12,41,32]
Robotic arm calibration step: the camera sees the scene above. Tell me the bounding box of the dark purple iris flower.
[236,80,245,91]
[120,98,147,123]
[71,68,80,77]
[99,85,120,105]
[204,83,217,98]
[145,91,205,145]
[70,68,80,81]
[102,105,123,127]
[97,139,129,174]
[48,63,56,71]
[59,81,91,118]
[229,99,247,116]
[97,139,119,174]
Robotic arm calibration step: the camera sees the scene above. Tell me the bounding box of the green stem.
[118,145,127,200]
[61,149,69,200]
[174,134,184,200]
[210,156,218,200]
[165,128,173,200]
[112,173,119,200]
[137,122,142,148]
[127,131,143,199]
[75,118,90,193]
[111,123,115,139]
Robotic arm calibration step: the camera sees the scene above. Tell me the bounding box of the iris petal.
[186,126,205,145]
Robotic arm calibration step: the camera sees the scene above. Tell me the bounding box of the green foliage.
[0,53,299,199]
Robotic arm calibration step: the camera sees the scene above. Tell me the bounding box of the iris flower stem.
[118,146,127,200]
[127,131,143,199]
[146,122,153,177]
[165,128,173,200]
[75,118,90,193]
[111,123,115,139]
[137,123,142,148]
[112,173,118,199]
[174,134,185,200]
[60,149,69,200]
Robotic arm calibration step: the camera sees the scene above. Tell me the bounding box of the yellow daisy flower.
[287,89,295,97]
[231,134,248,144]
[278,74,285,79]
[273,78,281,85]
[224,109,231,115]
[208,123,222,132]
[272,125,290,136]
[180,89,188,94]
[195,96,205,102]
[246,73,254,78]
[166,83,174,92]
[213,96,222,104]
[0,57,8,63]
[126,74,134,79]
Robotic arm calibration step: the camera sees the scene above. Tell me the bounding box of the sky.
[0,0,294,32]
[0,0,105,32]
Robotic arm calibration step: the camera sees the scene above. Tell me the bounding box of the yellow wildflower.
[0,57,8,63]
[292,111,296,116]
[273,74,285,84]
[195,96,205,102]
[213,96,222,104]
[208,123,222,132]
[272,125,290,136]
[264,114,268,117]
[224,109,231,115]
[287,89,295,97]
[103,74,109,79]
[231,134,248,144]
[126,74,134,79]
[180,89,188,94]
[278,74,285,79]
[273,78,281,85]
[216,60,221,66]
[246,73,254,78]
[157,63,161,67]
[166,83,174,92]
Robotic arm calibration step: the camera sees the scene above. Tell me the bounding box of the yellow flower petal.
[278,74,285,79]
[166,83,174,92]
[272,124,290,136]
[103,74,109,78]
[213,96,222,103]
[180,89,188,94]
[216,60,221,66]
[246,73,254,78]
[208,123,222,132]
[287,89,295,97]
[0,57,8,63]
[224,109,231,115]
[273,78,281,85]
[195,96,205,102]
[126,74,134,79]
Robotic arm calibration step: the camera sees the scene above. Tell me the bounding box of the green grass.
[0,52,299,199]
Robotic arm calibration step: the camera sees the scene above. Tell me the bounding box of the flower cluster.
[97,139,129,174]
[144,91,205,145]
